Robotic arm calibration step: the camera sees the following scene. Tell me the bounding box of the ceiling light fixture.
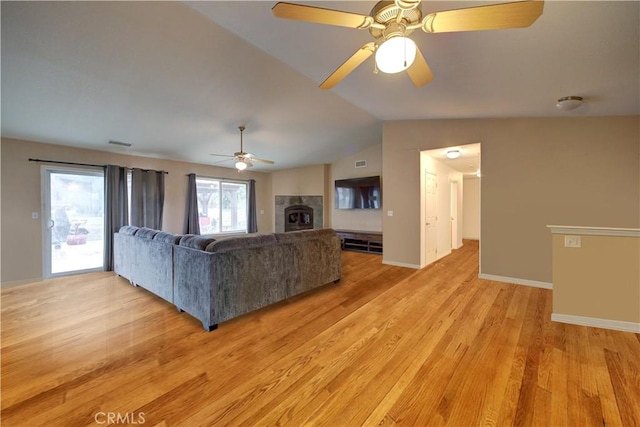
[235,160,248,171]
[556,96,583,111]
[446,149,461,159]
[375,36,416,74]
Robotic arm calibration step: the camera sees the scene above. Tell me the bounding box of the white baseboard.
[551,313,640,333]
[382,260,421,269]
[478,273,553,290]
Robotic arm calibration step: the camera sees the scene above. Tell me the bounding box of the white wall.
[463,177,480,240]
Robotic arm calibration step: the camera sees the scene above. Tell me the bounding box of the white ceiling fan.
[272,0,544,89]
[210,126,275,171]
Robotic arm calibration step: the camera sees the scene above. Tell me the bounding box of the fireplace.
[275,195,323,233]
[285,205,314,232]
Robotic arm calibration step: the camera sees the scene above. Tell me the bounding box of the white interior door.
[43,167,105,278]
[450,181,459,250]
[425,171,438,265]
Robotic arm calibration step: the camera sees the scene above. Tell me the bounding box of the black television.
[334,176,382,209]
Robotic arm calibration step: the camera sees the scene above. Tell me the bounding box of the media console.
[334,229,382,255]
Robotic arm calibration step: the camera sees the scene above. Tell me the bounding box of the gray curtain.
[130,168,165,229]
[248,179,258,233]
[184,173,200,235]
[104,165,129,271]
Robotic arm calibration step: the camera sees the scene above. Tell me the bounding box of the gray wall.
[1,137,273,285]
[383,116,639,283]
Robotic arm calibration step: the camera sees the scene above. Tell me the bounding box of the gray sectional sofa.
[113,227,341,331]
[114,226,181,303]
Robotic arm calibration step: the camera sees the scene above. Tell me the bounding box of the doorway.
[450,181,459,250]
[424,171,438,266]
[420,143,480,268]
[43,167,105,278]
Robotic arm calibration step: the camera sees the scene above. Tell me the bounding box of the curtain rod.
[186,173,251,184]
[28,158,168,174]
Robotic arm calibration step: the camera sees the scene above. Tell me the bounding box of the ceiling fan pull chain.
[403,37,407,67]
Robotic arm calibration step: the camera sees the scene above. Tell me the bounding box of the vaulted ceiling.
[2,1,638,171]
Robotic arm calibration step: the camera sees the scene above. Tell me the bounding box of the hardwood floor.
[2,240,639,426]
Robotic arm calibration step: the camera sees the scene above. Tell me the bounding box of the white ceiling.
[424,143,481,176]
[2,1,638,172]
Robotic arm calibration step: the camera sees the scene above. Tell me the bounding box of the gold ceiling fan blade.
[248,157,275,165]
[421,0,544,33]
[406,46,434,88]
[320,42,375,90]
[272,2,374,29]
[210,158,235,165]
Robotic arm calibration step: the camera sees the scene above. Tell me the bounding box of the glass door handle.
[48,219,54,229]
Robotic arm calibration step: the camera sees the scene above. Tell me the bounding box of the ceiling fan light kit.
[556,96,583,111]
[375,36,417,73]
[272,0,544,89]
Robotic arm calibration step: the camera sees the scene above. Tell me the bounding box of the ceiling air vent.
[108,140,132,147]
[355,160,367,168]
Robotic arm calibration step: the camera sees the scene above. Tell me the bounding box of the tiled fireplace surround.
[275,195,323,233]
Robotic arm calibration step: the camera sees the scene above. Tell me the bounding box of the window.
[195,177,248,234]
[44,167,105,277]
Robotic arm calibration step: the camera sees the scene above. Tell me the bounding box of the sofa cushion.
[153,231,181,244]
[274,228,336,243]
[136,227,159,239]
[118,225,140,235]
[179,235,216,250]
[205,234,277,253]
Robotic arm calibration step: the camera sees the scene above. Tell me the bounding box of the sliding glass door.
[43,167,105,278]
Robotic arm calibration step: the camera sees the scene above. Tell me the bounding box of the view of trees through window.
[196,178,247,234]
[48,170,104,275]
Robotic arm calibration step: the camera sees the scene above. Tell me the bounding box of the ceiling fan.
[210,126,275,171]
[272,0,544,89]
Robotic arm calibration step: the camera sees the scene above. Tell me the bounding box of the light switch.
[387,210,393,217]
[260,210,264,215]
[564,235,581,248]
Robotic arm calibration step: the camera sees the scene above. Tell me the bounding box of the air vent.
[355,160,367,168]
[108,140,132,147]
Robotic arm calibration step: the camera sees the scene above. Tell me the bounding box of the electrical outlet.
[387,210,393,217]
[32,212,39,219]
[564,235,581,248]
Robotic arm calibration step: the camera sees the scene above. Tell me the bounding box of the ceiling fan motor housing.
[369,1,422,39]
[395,0,421,10]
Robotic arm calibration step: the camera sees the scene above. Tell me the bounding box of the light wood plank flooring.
[2,240,639,426]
